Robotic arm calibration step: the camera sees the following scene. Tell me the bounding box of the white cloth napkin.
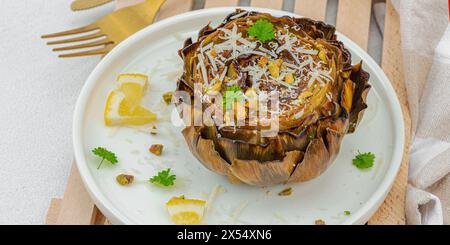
[390,0,450,225]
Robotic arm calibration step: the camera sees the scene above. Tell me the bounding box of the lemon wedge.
[104,91,157,126]
[117,73,148,112]
[166,196,206,225]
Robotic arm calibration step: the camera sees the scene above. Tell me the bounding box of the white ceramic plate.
[73,7,404,225]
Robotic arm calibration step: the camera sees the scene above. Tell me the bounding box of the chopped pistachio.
[162,92,173,105]
[116,174,134,186]
[315,219,326,225]
[318,50,327,62]
[278,187,293,196]
[206,80,222,94]
[315,44,324,49]
[150,126,158,135]
[275,58,283,67]
[227,64,238,79]
[258,56,269,67]
[211,49,217,57]
[268,59,282,78]
[149,144,163,156]
[285,73,294,84]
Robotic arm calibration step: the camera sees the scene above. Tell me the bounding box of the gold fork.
[42,0,165,58]
[71,0,114,11]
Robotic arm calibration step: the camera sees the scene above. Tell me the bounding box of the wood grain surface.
[45,198,62,224]
[294,0,328,21]
[336,0,372,51]
[157,0,193,20]
[54,163,97,224]
[250,0,283,10]
[368,0,410,224]
[204,0,239,8]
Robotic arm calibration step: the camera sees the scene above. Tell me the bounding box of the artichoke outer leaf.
[183,126,230,176]
[347,62,371,133]
[182,126,202,159]
[196,137,231,175]
[227,170,243,184]
[277,130,310,152]
[219,127,261,144]
[288,138,331,183]
[349,85,370,133]
[216,137,285,163]
[293,18,336,40]
[341,79,355,114]
[230,151,303,187]
[324,128,345,163]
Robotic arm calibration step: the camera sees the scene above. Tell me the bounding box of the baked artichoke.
[175,9,370,187]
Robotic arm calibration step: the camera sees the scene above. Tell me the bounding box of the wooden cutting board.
[47,0,410,225]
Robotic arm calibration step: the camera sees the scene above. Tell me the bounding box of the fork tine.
[41,24,98,38]
[46,32,105,45]
[58,46,112,58]
[52,39,113,51]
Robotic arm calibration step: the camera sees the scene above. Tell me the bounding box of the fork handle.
[71,0,114,11]
[115,0,145,10]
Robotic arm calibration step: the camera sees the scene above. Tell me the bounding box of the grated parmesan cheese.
[294,110,304,119]
[197,53,209,85]
[228,201,249,225]
[205,184,226,216]
[229,11,248,20]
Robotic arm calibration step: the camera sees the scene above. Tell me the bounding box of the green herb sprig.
[92,147,118,169]
[149,168,176,187]
[247,19,275,42]
[352,151,375,169]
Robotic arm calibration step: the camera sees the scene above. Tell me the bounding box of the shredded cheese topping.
[192,15,335,121]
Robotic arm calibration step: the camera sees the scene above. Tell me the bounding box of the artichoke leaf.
[230,151,303,187]
[288,138,330,183]
[216,137,285,163]
[183,126,230,175]
[348,62,371,133]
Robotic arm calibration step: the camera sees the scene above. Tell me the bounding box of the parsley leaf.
[149,168,176,187]
[92,147,118,169]
[247,19,275,42]
[344,210,351,216]
[352,151,375,169]
[223,85,244,110]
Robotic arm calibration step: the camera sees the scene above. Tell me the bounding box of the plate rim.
[73,7,405,225]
